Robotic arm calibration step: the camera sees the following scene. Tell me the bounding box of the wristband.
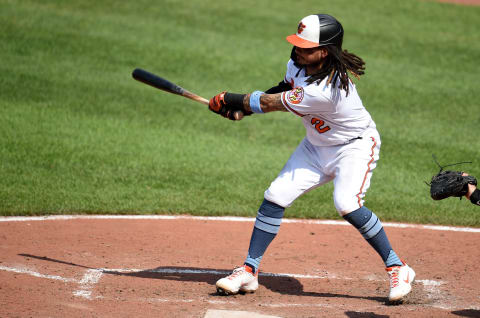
[249,91,265,114]
[224,92,246,109]
[470,189,480,206]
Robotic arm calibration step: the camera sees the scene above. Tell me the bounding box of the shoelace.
[228,267,247,280]
[389,267,400,288]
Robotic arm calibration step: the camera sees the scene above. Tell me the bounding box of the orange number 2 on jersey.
[311,117,331,134]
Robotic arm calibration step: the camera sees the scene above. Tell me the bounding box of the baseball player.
[209,14,415,303]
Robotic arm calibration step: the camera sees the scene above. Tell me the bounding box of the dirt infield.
[1,215,479,318]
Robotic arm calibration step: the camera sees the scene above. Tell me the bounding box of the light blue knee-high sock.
[244,199,285,273]
[343,206,402,267]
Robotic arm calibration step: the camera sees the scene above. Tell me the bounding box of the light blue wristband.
[249,91,265,114]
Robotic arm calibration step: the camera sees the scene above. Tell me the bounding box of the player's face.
[295,46,327,66]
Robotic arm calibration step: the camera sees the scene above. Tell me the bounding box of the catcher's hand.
[429,170,477,200]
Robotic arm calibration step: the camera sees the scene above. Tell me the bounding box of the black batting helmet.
[286,14,344,48]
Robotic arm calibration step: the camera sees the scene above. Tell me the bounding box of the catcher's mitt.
[429,171,477,200]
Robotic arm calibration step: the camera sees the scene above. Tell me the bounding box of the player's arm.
[209,91,287,117]
[208,67,292,118]
[243,93,288,113]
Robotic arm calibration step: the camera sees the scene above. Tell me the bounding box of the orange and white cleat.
[216,265,258,295]
[386,260,416,302]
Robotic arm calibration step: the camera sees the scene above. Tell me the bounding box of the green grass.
[1,0,479,226]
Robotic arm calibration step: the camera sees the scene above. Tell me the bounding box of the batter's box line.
[73,269,104,299]
[0,265,77,283]
[0,265,103,300]
[0,263,446,285]
[0,264,447,306]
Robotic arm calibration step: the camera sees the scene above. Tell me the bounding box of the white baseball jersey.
[280,59,374,146]
[265,59,381,214]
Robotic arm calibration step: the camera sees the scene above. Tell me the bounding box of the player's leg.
[244,199,284,272]
[248,138,332,273]
[332,133,415,302]
[216,138,332,295]
[215,199,283,295]
[332,135,403,267]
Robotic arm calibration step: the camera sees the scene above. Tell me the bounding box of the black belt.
[348,136,363,143]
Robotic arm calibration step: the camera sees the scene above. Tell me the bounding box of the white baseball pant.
[264,127,381,215]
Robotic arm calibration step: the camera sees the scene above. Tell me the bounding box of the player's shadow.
[19,253,386,304]
[451,309,480,317]
[345,312,389,318]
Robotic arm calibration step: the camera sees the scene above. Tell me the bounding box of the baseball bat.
[132,68,243,120]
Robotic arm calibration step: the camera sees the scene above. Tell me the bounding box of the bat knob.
[233,111,244,121]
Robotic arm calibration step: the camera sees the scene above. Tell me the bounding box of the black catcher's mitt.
[429,171,477,200]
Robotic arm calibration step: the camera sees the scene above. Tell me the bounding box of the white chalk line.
[3,264,476,311]
[0,264,433,284]
[0,214,479,233]
[0,264,454,309]
[73,269,104,299]
[0,265,103,299]
[0,265,77,283]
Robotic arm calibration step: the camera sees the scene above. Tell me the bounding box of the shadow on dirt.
[19,253,386,304]
[451,309,480,317]
[345,312,389,318]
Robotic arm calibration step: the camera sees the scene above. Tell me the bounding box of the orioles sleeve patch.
[286,87,304,104]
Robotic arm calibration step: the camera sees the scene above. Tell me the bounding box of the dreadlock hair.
[291,45,366,96]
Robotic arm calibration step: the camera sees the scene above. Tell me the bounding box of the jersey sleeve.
[265,80,293,94]
[280,83,334,116]
[283,59,296,88]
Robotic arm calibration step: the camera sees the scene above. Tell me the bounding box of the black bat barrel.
[132,68,184,95]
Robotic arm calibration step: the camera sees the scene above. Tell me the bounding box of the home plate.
[204,309,282,318]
